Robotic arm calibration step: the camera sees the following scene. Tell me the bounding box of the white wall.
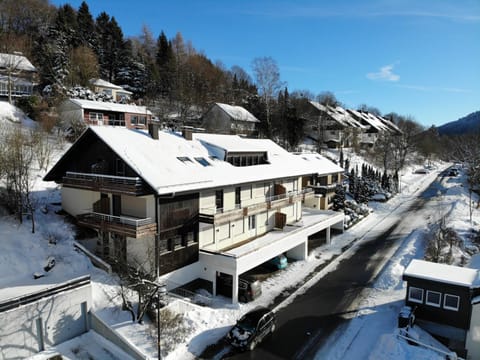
[0,282,91,359]
[62,187,100,216]
[223,187,235,211]
[467,303,480,360]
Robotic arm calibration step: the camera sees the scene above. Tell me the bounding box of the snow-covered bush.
[344,199,371,229]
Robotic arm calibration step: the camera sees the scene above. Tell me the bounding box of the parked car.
[448,168,459,176]
[217,273,262,303]
[226,306,276,351]
[266,254,288,270]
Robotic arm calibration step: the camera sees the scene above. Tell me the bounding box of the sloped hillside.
[438,110,480,136]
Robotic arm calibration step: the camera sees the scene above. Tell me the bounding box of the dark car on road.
[448,168,459,176]
[226,306,276,351]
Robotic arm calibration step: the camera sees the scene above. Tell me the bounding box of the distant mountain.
[438,111,480,136]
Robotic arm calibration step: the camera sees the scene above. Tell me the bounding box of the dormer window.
[225,151,269,167]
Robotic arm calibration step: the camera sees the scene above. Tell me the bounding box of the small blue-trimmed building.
[403,259,480,358]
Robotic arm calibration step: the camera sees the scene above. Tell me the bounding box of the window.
[426,290,441,307]
[215,190,223,211]
[177,156,193,164]
[89,112,103,124]
[408,287,423,304]
[195,157,210,167]
[173,235,182,249]
[235,187,241,207]
[131,115,138,124]
[444,294,460,311]
[248,215,256,230]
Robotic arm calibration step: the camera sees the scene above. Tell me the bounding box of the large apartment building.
[44,125,344,303]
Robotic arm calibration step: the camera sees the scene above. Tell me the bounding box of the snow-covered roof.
[347,110,401,134]
[293,153,344,175]
[404,259,480,288]
[193,133,275,153]
[0,53,36,72]
[309,101,328,113]
[90,79,132,94]
[67,99,152,115]
[215,103,259,123]
[77,127,341,195]
[308,101,364,129]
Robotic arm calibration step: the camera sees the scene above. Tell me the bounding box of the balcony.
[62,172,150,196]
[309,182,338,192]
[199,188,314,225]
[77,212,157,238]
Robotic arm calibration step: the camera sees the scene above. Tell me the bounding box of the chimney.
[182,126,194,141]
[148,123,159,140]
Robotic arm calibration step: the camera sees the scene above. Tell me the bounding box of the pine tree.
[95,13,124,82]
[156,31,174,97]
[339,148,344,168]
[77,1,96,49]
[349,168,356,194]
[332,184,346,211]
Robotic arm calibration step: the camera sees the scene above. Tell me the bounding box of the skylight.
[177,156,193,164]
[195,157,211,167]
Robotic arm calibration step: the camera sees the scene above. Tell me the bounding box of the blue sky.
[52,0,479,127]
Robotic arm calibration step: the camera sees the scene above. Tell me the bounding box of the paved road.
[220,172,446,360]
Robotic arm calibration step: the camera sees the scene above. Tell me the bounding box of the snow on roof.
[68,99,152,115]
[215,103,259,123]
[309,101,328,113]
[86,127,341,195]
[404,259,480,288]
[90,79,132,94]
[308,101,364,129]
[328,106,365,129]
[89,78,123,90]
[0,53,36,72]
[193,133,274,153]
[293,153,344,175]
[377,116,402,134]
[348,109,391,132]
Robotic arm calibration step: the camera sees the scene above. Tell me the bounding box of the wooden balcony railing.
[77,212,156,238]
[62,171,150,195]
[199,188,314,225]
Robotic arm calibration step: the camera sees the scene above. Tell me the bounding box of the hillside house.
[89,78,133,102]
[0,52,38,100]
[300,101,365,149]
[297,153,344,210]
[403,259,480,358]
[44,126,344,303]
[59,99,153,129]
[347,109,402,147]
[202,102,260,136]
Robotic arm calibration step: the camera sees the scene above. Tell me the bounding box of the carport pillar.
[232,274,239,304]
[326,226,331,244]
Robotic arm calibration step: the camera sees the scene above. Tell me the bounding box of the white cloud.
[366,64,400,82]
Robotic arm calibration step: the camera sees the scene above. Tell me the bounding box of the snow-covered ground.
[1,102,478,359]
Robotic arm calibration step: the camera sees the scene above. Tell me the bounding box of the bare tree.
[251,56,284,137]
[109,255,161,324]
[0,123,37,231]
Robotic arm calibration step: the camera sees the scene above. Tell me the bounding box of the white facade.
[466,301,480,359]
[0,277,92,359]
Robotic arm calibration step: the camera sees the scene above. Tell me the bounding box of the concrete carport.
[200,209,344,303]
